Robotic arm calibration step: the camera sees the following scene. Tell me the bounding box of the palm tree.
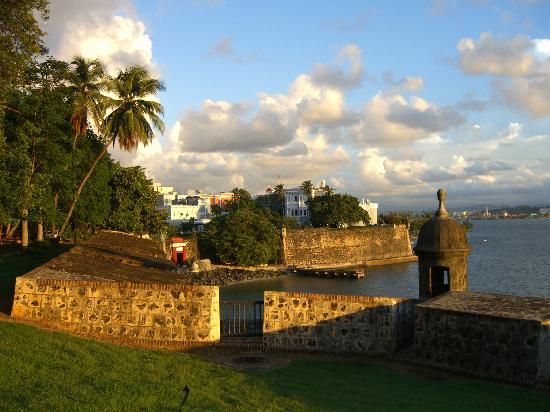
[274,183,285,216]
[59,65,165,237]
[323,184,334,196]
[300,180,313,198]
[66,56,105,146]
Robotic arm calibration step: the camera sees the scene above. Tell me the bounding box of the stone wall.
[281,225,415,268]
[414,308,547,383]
[537,322,550,381]
[11,277,220,348]
[263,291,417,354]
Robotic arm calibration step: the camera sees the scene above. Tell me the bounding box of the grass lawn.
[1,243,549,411]
[1,322,549,410]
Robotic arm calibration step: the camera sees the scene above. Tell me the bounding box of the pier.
[290,267,365,279]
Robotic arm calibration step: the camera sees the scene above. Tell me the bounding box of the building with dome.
[414,188,470,299]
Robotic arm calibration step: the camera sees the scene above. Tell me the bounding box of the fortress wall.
[282,225,415,268]
[263,291,417,354]
[414,308,544,383]
[538,322,550,381]
[11,276,219,349]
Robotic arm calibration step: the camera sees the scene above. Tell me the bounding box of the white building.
[358,198,378,225]
[284,188,311,224]
[153,183,213,228]
[283,180,379,226]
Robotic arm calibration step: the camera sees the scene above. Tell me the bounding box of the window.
[294,196,298,201]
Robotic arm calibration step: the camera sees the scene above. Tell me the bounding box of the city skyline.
[41,0,550,209]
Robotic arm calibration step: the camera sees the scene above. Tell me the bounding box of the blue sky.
[43,0,550,210]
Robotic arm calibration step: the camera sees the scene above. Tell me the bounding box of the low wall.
[11,276,220,349]
[282,225,415,268]
[539,322,550,381]
[414,306,549,383]
[263,291,417,354]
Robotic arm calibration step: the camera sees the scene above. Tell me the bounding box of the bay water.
[221,218,550,300]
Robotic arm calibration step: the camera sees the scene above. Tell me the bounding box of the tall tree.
[66,56,105,146]
[300,180,313,198]
[309,193,369,228]
[0,0,48,105]
[274,183,285,216]
[1,59,72,246]
[107,165,167,236]
[59,65,165,237]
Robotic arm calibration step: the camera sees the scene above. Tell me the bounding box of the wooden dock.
[290,267,365,279]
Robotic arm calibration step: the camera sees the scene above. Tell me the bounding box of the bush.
[199,208,280,265]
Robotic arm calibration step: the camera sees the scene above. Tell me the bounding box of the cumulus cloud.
[43,0,155,74]
[494,76,550,118]
[383,72,424,93]
[178,99,296,152]
[458,32,534,76]
[352,93,464,147]
[457,33,550,117]
[386,98,464,132]
[311,44,364,89]
[273,141,309,157]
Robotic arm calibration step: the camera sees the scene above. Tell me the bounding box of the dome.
[414,189,470,254]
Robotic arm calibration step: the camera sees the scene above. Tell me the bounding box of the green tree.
[1,59,73,246]
[0,0,48,105]
[224,188,253,212]
[300,180,313,198]
[309,193,369,228]
[106,165,167,237]
[199,207,280,265]
[59,65,165,237]
[274,183,285,215]
[254,194,280,215]
[66,56,105,146]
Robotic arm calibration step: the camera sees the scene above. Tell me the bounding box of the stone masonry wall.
[538,322,550,381]
[282,225,414,268]
[414,308,544,383]
[263,291,417,354]
[11,277,220,348]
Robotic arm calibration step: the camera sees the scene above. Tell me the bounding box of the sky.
[41,0,550,210]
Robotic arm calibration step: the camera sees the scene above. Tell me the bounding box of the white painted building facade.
[359,198,378,225]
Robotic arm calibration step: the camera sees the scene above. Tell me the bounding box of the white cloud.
[43,0,155,74]
[494,76,550,118]
[311,44,364,89]
[178,99,296,153]
[457,33,550,117]
[351,93,463,147]
[457,32,534,76]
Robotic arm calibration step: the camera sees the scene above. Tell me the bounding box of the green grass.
[1,243,549,411]
[0,322,549,411]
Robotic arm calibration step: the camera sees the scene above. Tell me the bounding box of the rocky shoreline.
[179,267,289,286]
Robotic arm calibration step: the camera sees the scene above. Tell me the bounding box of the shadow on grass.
[0,241,72,315]
[247,358,550,411]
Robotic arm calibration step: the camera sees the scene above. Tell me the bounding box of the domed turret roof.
[414,189,470,254]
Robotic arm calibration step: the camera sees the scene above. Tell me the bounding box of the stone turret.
[414,189,470,299]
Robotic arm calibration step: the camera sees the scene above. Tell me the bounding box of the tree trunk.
[6,222,19,239]
[0,223,3,240]
[59,139,112,237]
[37,220,43,241]
[51,192,59,235]
[21,211,29,247]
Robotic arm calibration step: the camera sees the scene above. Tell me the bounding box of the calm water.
[221,219,550,300]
